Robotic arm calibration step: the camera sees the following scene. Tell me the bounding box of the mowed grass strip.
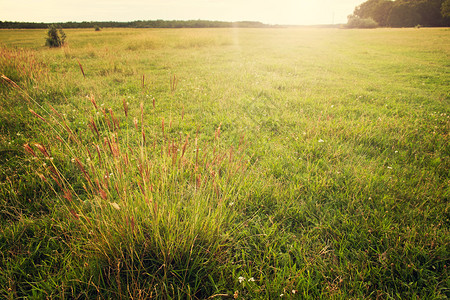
[0,27,449,299]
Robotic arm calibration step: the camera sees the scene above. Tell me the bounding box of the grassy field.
[0,27,449,299]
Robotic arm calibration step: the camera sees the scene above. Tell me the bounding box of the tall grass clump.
[0,47,48,86]
[19,89,251,297]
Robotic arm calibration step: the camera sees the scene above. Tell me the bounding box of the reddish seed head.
[34,143,50,157]
[36,172,47,183]
[122,98,128,117]
[77,60,86,79]
[196,174,201,188]
[29,109,47,123]
[63,189,73,202]
[181,134,189,158]
[23,143,37,157]
[215,123,222,140]
[89,94,98,110]
[99,188,107,200]
[69,209,80,220]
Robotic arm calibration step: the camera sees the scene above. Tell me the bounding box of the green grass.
[0,27,449,299]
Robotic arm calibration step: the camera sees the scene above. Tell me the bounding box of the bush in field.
[45,24,66,47]
[345,15,379,28]
[94,25,101,31]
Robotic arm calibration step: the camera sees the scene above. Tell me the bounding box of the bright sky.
[0,0,365,25]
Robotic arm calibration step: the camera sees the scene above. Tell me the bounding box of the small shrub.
[94,25,101,31]
[345,15,378,29]
[45,24,66,48]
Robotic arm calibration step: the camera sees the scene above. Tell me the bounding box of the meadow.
[0,27,449,299]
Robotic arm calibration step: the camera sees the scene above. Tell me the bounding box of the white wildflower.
[238,276,245,283]
[248,277,255,282]
[318,139,325,143]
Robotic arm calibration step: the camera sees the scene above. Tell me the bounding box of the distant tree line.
[347,0,450,27]
[0,20,270,29]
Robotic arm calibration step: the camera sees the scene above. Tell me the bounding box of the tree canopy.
[349,0,450,27]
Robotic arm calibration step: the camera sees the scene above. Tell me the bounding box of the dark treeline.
[349,0,450,27]
[0,20,270,29]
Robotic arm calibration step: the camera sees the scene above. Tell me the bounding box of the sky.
[0,0,366,25]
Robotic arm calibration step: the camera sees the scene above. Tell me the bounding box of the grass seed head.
[34,143,50,157]
[29,109,47,123]
[77,60,86,78]
[23,143,37,157]
[122,98,128,117]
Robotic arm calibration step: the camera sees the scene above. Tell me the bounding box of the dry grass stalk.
[1,74,21,90]
[122,98,128,117]
[56,135,64,143]
[171,141,178,166]
[215,123,222,140]
[181,134,189,158]
[48,103,63,120]
[50,173,63,189]
[101,108,113,131]
[86,146,93,161]
[23,143,37,157]
[89,94,98,110]
[99,188,108,200]
[109,108,120,131]
[36,172,48,183]
[196,173,202,188]
[94,144,103,166]
[74,157,93,187]
[34,143,50,157]
[77,60,86,78]
[104,137,114,157]
[29,109,47,123]
[69,209,80,220]
[63,189,73,202]
[1,74,32,103]
[170,74,178,94]
[89,117,100,139]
